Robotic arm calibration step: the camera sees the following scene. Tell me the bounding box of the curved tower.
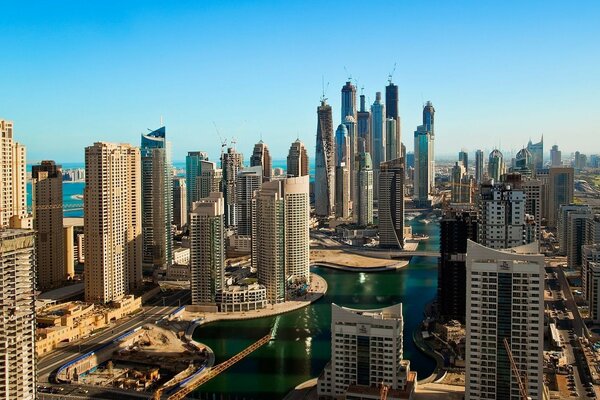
[488,149,505,181]
[315,100,335,217]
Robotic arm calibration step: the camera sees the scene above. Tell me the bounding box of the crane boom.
[503,338,529,400]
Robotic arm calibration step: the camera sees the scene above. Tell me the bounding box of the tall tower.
[357,94,371,154]
[379,158,405,249]
[185,151,209,214]
[527,135,544,171]
[198,160,223,200]
[221,146,244,227]
[465,240,544,400]
[190,192,225,306]
[32,160,65,291]
[286,139,309,177]
[172,177,187,229]
[547,166,574,228]
[474,149,484,183]
[343,116,358,210]
[357,152,374,226]
[371,92,386,199]
[487,149,504,181]
[385,118,397,161]
[0,229,37,400]
[141,126,173,271]
[341,80,357,121]
[458,150,468,170]
[550,144,562,166]
[253,176,310,303]
[0,119,28,228]
[315,100,335,217]
[235,166,263,236]
[385,81,401,159]
[84,142,142,303]
[450,162,467,203]
[250,140,272,182]
[335,124,350,219]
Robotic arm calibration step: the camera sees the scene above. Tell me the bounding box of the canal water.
[192,218,440,399]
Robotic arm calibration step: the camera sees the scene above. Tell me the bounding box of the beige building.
[0,229,37,400]
[0,119,28,228]
[547,166,574,228]
[252,176,310,304]
[84,142,142,303]
[32,161,66,291]
[36,296,141,356]
[63,225,75,278]
[286,139,309,177]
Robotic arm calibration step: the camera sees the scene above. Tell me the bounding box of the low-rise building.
[166,263,191,281]
[172,247,190,265]
[216,283,267,312]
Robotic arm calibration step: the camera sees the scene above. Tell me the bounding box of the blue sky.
[1,1,599,163]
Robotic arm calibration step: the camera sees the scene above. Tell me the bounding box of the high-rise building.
[574,151,587,171]
[547,166,574,228]
[386,81,401,159]
[371,92,386,198]
[357,152,374,226]
[286,139,308,177]
[172,177,187,229]
[197,160,222,200]
[0,119,28,228]
[465,240,544,400]
[0,229,37,400]
[475,149,484,184]
[357,94,371,154]
[250,140,272,182]
[487,149,505,181]
[477,182,536,249]
[141,127,173,271]
[379,158,404,249]
[190,192,225,306]
[252,176,309,303]
[551,144,562,167]
[585,214,600,245]
[335,124,350,219]
[221,147,244,227]
[235,166,262,236]
[583,244,600,323]
[32,160,65,291]
[459,150,469,171]
[557,204,590,256]
[84,142,142,303]
[317,303,415,399]
[438,208,478,323]
[413,103,435,207]
[450,162,467,203]
[315,100,335,217]
[520,178,543,235]
[385,118,398,162]
[341,80,357,121]
[527,136,544,172]
[558,204,592,268]
[513,147,534,177]
[343,116,358,209]
[185,151,209,211]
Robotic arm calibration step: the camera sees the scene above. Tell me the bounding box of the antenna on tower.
[388,62,397,84]
[321,76,329,102]
[344,66,352,81]
[160,115,164,126]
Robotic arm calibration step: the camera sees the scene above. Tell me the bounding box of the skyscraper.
[413,102,435,207]
[198,160,223,200]
[527,136,544,171]
[141,127,173,271]
[235,166,263,236]
[315,100,335,217]
[487,149,505,181]
[386,81,401,159]
[253,176,309,303]
[357,152,374,226]
[423,100,435,135]
[190,192,225,306]
[286,139,308,177]
[357,94,371,154]
[0,229,37,400]
[371,92,386,199]
[547,166,575,228]
[317,303,415,399]
[475,149,484,183]
[185,151,209,212]
[513,147,534,177]
[335,124,350,219]
[32,160,65,291]
[458,150,468,170]
[221,146,244,227]
[450,162,470,203]
[172,177,187,229]
[438,208,478,323]
[477,182,535,249]
[379,158,405,249]
[465,240,544,400]
[583,244,600,324]
[385,118,398,162]
[84,142,142,303]
[341,80,357,121]
[0,119,28,228]
[250,140,272,182]
[550,144,562,166]
[343,116,358,209]
[557,204,592,268]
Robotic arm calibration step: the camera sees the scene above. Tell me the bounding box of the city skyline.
[2,2,599,163]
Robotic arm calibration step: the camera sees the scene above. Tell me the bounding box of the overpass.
[311,244,439,258]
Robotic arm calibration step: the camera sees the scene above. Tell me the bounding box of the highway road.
[37,289,190,384]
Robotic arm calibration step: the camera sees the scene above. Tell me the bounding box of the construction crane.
[212,121,227,158]
[380,381,389,400]
[503,338,530,400]
[388,62,397,84]
[321,76,329,103]
[156,333,272,400]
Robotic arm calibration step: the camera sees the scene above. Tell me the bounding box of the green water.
[192,219,440,399]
